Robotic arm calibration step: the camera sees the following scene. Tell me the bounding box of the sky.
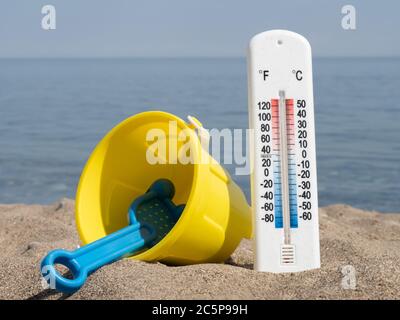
[0,0,399,58]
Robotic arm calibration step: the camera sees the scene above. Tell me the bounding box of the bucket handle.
[187,115,210,147]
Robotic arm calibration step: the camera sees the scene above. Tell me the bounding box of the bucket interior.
[81,114,196,240]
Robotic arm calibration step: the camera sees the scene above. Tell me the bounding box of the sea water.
[0,58,399,212]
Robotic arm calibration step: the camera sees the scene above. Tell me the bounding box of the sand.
[0,198,399,300]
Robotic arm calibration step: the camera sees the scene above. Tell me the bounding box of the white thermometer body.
[248,30,320,273]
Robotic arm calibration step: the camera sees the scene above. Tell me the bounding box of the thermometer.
[248,30,320,273]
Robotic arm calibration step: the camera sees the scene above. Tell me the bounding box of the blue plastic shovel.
[41,179,184,293]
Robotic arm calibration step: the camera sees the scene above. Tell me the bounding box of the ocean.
[0,57,399,212]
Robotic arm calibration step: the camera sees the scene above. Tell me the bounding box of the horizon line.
[0,55,399,59]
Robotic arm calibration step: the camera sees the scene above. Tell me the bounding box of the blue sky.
[0,0,399,57]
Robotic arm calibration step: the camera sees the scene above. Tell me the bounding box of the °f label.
[248,30,320,273]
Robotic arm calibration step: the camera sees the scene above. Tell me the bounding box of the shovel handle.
[41,222,155,293]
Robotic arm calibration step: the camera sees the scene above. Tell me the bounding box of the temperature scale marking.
[271,96,298,229]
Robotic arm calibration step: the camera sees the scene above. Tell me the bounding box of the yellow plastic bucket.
[76,111,251,264]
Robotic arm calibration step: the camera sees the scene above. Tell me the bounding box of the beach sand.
[0,198,399,300]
